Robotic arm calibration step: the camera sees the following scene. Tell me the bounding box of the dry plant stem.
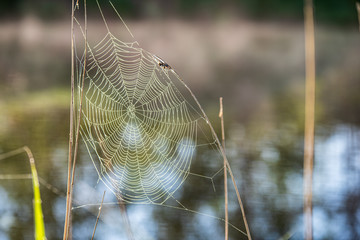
[118,198,135,240]
[91,191,106,240]
[71,0,87,182]
[219,97,228,240]
[64,0,87,239]
[0,147,26,160]
[69,0,87,226]
[0,174,32,180]
[356,2,360,31]
[0,149,63,195]
[303,0,316,240]
[0,149,33,179]
[63,0,76,239]
[172,71,252,239]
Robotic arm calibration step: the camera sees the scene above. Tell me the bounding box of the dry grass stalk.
[91,191,106,240]
[172,71,252,239]
[303,0,316,239]
[118,197,135,240]
[219,97,228,240]
[62,0,75,237]
[356,2,360,31]
[63,0,87,239]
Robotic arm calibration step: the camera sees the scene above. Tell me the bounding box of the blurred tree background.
[1,0,360,239]
[0,0,359,25]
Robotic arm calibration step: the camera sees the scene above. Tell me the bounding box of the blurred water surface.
[0,16,360,240]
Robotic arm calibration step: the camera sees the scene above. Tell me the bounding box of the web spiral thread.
[79,32,215,204]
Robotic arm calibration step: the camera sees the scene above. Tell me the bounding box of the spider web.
[73,2,248,237]
[80,33,210,204]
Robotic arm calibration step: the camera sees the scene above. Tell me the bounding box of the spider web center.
[127,104,136,119]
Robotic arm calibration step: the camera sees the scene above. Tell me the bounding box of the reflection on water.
[313,126,360,239]
[1,90,360,239]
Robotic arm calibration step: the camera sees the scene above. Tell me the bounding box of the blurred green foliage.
[239,0,358,25]
[0,0,358,25]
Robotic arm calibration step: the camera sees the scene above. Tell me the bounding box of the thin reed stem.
[118,197,135,240]
[172,71,252,239]
[0,147,26,160]
[64,0,86,239]
[219,97,228,240]
[303,0,316,239]
[91,191,106,240]
[67,0,88,236]
[63,0,75,238]
[356,2,360,32]
[0,174,32,180]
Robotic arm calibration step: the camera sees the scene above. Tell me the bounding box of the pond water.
[0,19,359,240]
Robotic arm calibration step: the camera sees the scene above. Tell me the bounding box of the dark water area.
[0,18,360,240]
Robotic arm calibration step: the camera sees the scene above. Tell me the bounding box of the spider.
[153,55,172,70]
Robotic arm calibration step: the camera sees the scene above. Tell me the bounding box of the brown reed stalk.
[219,97,228,240]
[67,0,87,234]
[91,191,106,240]
[0,147,26,160]
[64,0,87,239]
[63,0,76,238]
[356,2,360,31]
[172,71,252,239]
[118,197,135,240]
[303,0,316,239]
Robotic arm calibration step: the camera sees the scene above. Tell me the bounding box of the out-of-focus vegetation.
[0,0,359,25]
[0,0,360,239]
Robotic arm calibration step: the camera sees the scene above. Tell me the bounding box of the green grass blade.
[0,147,47,240]
[23,146,47,240]
[0,147,47,239]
